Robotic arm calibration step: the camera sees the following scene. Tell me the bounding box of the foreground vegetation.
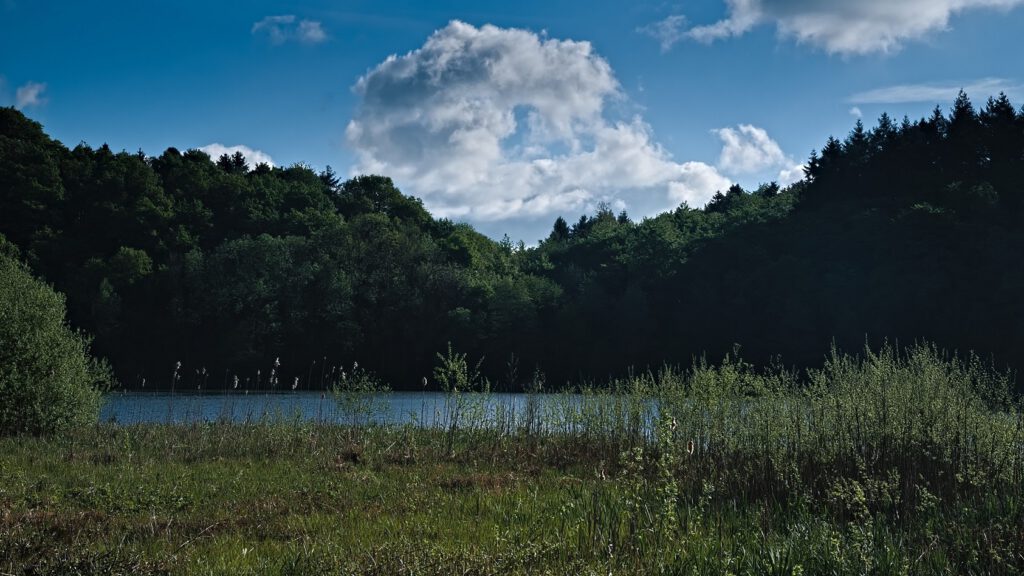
[2,344,1022,575]
[0,251,109,435]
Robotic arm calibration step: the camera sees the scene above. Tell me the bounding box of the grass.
[1,342,1023,575]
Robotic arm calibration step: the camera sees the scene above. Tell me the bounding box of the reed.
[2,342,1021,574]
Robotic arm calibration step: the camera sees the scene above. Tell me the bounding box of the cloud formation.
[777,164,806,186]
[687,0,763,44]
[686,0,1024,54]
[849,77,1023,104]
[297,20,327,43]
[637,15,688,52]
[714,125,786,174]
[713,124,804,185]
[347,21,739,222]
[15,81,46,109]
[198,144,275,168]
[668,163,734,205]
[252,15,327,45]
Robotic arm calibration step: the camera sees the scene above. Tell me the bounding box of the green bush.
[0,252,110,435]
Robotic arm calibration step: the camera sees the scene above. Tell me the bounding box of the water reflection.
[100,391,655,431]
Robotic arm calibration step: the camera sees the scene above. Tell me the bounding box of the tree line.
[1,91,1022,390]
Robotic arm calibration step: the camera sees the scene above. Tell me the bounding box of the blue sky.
[2,0,1023,242]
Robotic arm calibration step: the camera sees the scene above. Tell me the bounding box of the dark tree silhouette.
[2,94,1023,390]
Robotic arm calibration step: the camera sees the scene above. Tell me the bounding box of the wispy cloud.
[637,15,687,52]
[252,15,294,44]
[849,78,1024,104]
[252,15,328,45]
[685,0,1024,55]
[687,0,761,44]
[297,20,327,43]
[15,81,46,109]
[849,106,863,118]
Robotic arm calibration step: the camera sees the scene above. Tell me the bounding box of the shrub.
[332,361,389,428]
[0,252,110,435]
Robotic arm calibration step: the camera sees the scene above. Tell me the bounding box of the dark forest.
[2,91,1023,390]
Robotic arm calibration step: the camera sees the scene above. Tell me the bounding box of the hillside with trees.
[1,91,1022,389]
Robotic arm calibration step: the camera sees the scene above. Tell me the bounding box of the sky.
[2,1,1023,242]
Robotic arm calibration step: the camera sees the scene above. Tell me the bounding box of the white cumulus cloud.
[714,124,786,174]
[686,0,1024,55]
[346,21,735,222]
[777,163,806,186]
[713,124,804,186]
[252,15,328,45]
[15,81,46,109]
[198,144,275,169]
[668,163,734,205]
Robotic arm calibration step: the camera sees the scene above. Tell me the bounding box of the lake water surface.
[100,391,605,427]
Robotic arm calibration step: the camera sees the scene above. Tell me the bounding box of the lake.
[100,391,654,430]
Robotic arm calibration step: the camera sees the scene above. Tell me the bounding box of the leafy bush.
[0,252,110,435]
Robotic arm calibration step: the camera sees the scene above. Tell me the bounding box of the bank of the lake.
[2,420,1022,576]
[4,345,1023,575]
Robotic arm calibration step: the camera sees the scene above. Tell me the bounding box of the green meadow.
[3,344,1022,575]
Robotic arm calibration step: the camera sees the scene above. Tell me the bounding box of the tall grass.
[383,341,1023,572]
[3,342,1022,574]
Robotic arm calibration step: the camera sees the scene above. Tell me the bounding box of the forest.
[2,90,1024,390]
